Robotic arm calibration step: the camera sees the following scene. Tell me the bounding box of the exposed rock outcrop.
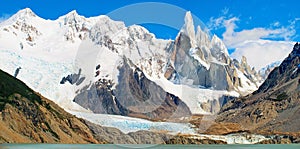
[73,58,192,121]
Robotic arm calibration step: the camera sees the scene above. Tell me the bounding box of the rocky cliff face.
[73,58,192,121]
[216,43,300,137]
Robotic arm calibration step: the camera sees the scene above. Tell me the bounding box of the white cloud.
[230,40,294,70]
[221,17,295,48]
[208,15,298,70]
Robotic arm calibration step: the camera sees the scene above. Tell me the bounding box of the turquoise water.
[1,144,300,149]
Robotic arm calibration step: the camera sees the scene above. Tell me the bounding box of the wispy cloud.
[207,16,226,30]
[207,7,231,30]
[272,21,280,27]
[207,13,298,70]
[221,7,229,15]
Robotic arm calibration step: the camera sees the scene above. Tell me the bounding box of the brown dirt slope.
[0,69,106,143]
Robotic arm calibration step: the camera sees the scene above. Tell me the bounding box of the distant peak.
[2,8,38,23]
[61,10,84,20]
[15,8,36,18]
[240,56,250,67]
[196,25,201,32]
[181,11,196,46]
[211,34,230,56]
[19,8,33,13]
[241,55,247,63]
[290,42,300,57]
[211,34,223,44]
[183,11,194,30]
[293,42,300,52]
[185,11,193,21]
[65,10,79,17]
[59,10,86,24]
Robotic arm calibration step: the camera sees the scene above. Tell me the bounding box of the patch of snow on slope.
[189,133,268,144]
[236,69,258,95]
[0,49,88,112]
[143,73,239,114]
[189,48,210,69]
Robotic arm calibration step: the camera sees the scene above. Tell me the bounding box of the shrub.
[275,92,289,101]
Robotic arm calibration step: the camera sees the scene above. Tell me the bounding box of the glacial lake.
[1,144,300,149]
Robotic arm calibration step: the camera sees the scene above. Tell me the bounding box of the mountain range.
[1,8,298,144]
[0,8,262,117]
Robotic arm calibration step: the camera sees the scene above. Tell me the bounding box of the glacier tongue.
[70,111,196,134]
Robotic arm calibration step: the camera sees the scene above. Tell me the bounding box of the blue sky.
[0,0,300,69]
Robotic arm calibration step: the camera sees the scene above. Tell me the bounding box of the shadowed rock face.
[60,68,85,85]
[73,58,192,121]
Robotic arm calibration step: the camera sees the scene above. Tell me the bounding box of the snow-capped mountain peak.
[195,25,211,52]
[58,10,85,25]
[181,11,196,47]
[211,34,229,57]
[6,8,37,23]
[66,10,79,16]
[170,11,260,95]
[14,8,36,18]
